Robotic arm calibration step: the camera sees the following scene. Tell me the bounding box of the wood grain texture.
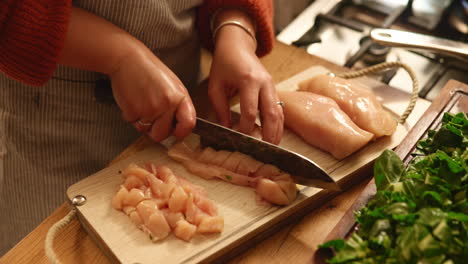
[316,80,468,263]
[0,42,432,264]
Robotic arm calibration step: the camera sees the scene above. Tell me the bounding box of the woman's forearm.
[58,7,141,75]
[211,8,257,53]
[197,0,274,57]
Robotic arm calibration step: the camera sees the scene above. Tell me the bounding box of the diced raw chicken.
[123,175,145,190]
[298,74,397,138]
[197,216,224,234]
[278,91,374,159]
[145,210,171,241]
[161,209,184,229]
[129,211,143,227]
[111,186,128,210]
[111,163,223,242]
[123,188,146,207]
[185,195,209,225]
[168,186,188,212]
[194,195,218,216]
[153,198,168,209]
[146,174,174,200]
[122,205,136,215]
[122,206,144,227]
[121,163,150,181]
[176,176,207,197]
[256,178,290,205]
[265,173,297,202]
[143,187,152,200]
[168,139,298,205]
[136,200,159,224]
[174,219,197,242]
[177,177,207,197]
[155,165,179,185]
[141,162,158,175]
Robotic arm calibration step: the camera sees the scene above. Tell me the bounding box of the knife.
[182,117,339,191]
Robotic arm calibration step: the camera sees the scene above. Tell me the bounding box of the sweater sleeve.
[197,0,274,57]
[0,0,72,86]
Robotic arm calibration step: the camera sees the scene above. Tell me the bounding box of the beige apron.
[0,0,203,254]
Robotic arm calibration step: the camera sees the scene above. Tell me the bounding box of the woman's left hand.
[208,10,284,145]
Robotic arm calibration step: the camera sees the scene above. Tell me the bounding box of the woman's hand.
[110,44,196,142]
[58,7,196,142]
[209,9,284,144]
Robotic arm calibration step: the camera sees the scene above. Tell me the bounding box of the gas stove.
[277,0,468,101]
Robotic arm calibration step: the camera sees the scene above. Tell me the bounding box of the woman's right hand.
[109,44,196,142]
[57,7,196,142]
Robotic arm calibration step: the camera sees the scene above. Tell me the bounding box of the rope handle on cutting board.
[44,61,419,264]
[45,195,85,264]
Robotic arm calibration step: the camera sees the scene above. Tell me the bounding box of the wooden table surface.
[1,42,397,264]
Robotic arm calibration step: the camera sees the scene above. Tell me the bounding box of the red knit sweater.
[0,0,274,86]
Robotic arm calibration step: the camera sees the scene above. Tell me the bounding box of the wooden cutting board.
[66,66,430,264]
[314,79,468,263]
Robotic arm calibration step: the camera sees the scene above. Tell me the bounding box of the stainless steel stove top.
[277,0,468,101]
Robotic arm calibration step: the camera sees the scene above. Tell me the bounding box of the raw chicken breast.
[169,147,255,187]
[298,74,397,138]
[168,139,298,205]
[111,163,223,242]
[278,91,373,159]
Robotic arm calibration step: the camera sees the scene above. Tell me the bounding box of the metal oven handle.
[370,28,468,62]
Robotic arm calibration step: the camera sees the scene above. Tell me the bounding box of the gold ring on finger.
[137,120,153,127]
[276,101,285,107]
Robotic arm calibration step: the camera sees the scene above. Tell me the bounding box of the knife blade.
[192,117,340,191]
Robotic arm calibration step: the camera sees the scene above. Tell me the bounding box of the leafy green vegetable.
[320,112,468,264]
[374,150,404,191]
[319,239,346,251]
